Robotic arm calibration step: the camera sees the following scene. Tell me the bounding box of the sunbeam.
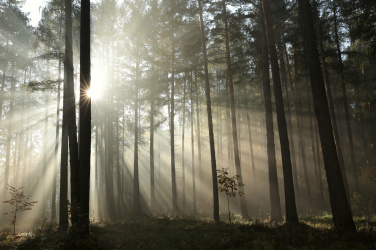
[0,1,375,247]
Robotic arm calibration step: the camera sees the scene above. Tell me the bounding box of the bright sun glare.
[87,67,104,100]
[86,88,98,100]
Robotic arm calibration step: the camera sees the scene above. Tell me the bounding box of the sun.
[86,87,100,100]
[86,71,104,100]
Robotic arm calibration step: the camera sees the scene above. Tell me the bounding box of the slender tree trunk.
[314,114,325,211]
[52,48,62,222]
[59,52,69,231]
[225,78,232,167]
[0,37,8,121]
[305,79,320,211]
[297,0,355,233]
[65,0,80,228]
[296,82,312,211]
[198,0,219,222]
[190,72,196,213]
[260,18,282,222]
[261,0,298,223]
[133,44,141,215]
[170,37,177,214]
[194,70,202,205]
[279,40,297,192]
[216,74,222,169]
[3,62,15,202]
[150,74,156,211]
[115,106,122,216]
[78,0,91,234]
[312,0,349,203]
[223,0,249,219]
[283,42,300,204]
[181,74,186,211]
[243,83,256,177]
[332,0,359,193]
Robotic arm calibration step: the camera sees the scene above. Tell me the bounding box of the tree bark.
[190,71,196,213]
[133,43,141,215]
[194,70,202,204]
[170,34,177,214]
[283,42,300,205]
[198,0,219,222]
[59,43,69,230]
[181,73,186,211]
[65,0,80,228]
[78,0,91,234]
[150,72,156,211]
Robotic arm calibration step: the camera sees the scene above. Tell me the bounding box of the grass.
[1,215,375,249]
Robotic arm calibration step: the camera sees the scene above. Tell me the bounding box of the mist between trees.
[0,0,375,235]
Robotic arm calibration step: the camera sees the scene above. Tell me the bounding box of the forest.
[0,0,375,248]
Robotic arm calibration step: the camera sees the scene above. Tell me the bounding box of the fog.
[0,0,374,233]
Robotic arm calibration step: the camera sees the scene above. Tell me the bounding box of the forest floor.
[1,214,375,249]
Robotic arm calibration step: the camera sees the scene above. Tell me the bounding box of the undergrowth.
[0,215,375,249]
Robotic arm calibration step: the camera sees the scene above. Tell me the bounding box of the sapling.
[216,168,244,226]
[2,185,38,234]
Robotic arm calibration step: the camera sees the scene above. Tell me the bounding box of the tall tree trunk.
[314,118,325,211]
[295,82,312,211]
[223,0,249,219]
[150,73,156,211]
[283,42,300,204]
[65,0,80,228]
[3,62,15,202]
[261,0,298,223]
[181,73,186,211]
[243,83,256,177]
[105,87,115,217]
[312,0,349,204]
[190,71,196,213]
[305,79,320,210]
[297,0,355,233]
[115,105,122,216]
[198,0,219,222]
[170,36,177,214]
[194,70,202,204]
[225,78,232,167]
[260,18,282,222]
[133,43,141,215]
[78,0,91,234]
[52,43,63,221]
[0,37,8,121]
[332,0,359,193]
[59,37,69,230]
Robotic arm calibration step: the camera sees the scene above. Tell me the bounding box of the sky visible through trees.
[0,0,375,235]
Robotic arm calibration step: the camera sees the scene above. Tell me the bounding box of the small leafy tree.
[2,186,38,234]
[216,168,244,225]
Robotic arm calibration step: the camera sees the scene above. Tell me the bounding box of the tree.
[61,0,80,229]
[260,11,282,222]
[78,0,91,235]
[296,0,356,233]
[217,168,243,225]
[222,0,249,220]
[332,0,359,193]
[197,0,219,222]
[261,0,298,223]
[2,186,38,234]
[58,0,72,232]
